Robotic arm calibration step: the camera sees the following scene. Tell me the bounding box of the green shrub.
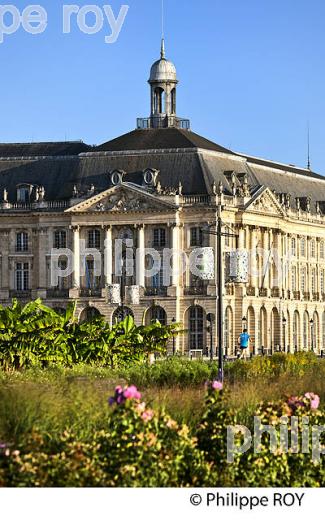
[0,385,210,487]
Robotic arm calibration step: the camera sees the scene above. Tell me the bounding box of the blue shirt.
[240,332,250,348]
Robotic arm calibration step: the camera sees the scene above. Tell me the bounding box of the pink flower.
[287,396,304,411]
[305,393,320,410]
[212,381,223,391]
[142,409,154,422]
[123,385,142,401]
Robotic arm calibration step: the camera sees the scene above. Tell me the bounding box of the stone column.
[171,223,180,287]
[104,226,113,286]
[238,226,245,250]
[136,224,145,288]
[72,226,80,289]
[36,227,48,298]
[0,230,9,298]
[250,228,258,288]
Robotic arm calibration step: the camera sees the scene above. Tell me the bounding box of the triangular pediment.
[65,182,178,214]
[244,186,286,216]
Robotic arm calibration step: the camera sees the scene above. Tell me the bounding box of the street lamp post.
[207,313,215,361]
[172,317,176,355]
[310,319,314,352]
[283,317,287,353]
[203,210,238,382]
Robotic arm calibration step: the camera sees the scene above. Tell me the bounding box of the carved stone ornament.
[95,190,152,212]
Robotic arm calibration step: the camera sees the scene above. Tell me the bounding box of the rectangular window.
[312,269,317,293]
[85,258,100,289]
[190,227,203,247]
[301,268,306,292]
[301,238,306,257]
[17,187,30,203]
[54,230,67,249]
[16,232,28,252]
[57,258,68,289]
[153,228,166,248]
[88,230,101,249]
[16,262,29,291]
[291,238,296,257]
[321,242,325,260]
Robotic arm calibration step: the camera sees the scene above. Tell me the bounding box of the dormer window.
[111,170,125,186]
[143,168,159,187]
[17,184,32,202]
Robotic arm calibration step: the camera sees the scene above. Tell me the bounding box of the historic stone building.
[1,40,325,355]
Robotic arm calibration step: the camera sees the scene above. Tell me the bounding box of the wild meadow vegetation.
[0,300,325,487]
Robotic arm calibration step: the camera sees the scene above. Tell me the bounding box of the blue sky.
[0,0,325,173]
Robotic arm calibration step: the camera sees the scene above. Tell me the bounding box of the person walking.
[238,329,250,359]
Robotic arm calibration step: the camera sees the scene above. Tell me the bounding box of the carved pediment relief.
[66,184,177,214]
[245,187,286,217]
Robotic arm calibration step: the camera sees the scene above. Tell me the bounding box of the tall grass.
[1,353,324,445]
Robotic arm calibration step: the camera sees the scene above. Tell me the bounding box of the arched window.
[303,311,309,350]
[16,231,28,252]
[271,307,280,349]
[54,230,67,249]
[188,306,204,350]
[246,307,255,355]
[80,307,102,323]
[149,306,167,326]
[293,311,300,350]
[88,229,101,249]
[113,306,134,323]
[154,87,164,114]
[171,88,176,114]
[312,312,319,351]
[259,307,267,349]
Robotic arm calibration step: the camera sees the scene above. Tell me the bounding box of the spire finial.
[160,0,165,59]
[161,37,165,59]
[307,122,311,170]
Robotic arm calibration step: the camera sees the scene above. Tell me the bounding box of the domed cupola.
[136,40,190,130]
[147,39,180,128]
[149,40,177,82]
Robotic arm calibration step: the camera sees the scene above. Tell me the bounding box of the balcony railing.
[182,195,211,205]
[184,285,208,296]
[80,288,102,298]
[47,289,70,298]
[145,287,168,297]
[136,117,190,130]
[9,290,32,299]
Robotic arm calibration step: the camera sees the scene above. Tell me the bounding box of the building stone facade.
[0,41,325,355]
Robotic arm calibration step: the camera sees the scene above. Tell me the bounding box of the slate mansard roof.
[0,127,325,213]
